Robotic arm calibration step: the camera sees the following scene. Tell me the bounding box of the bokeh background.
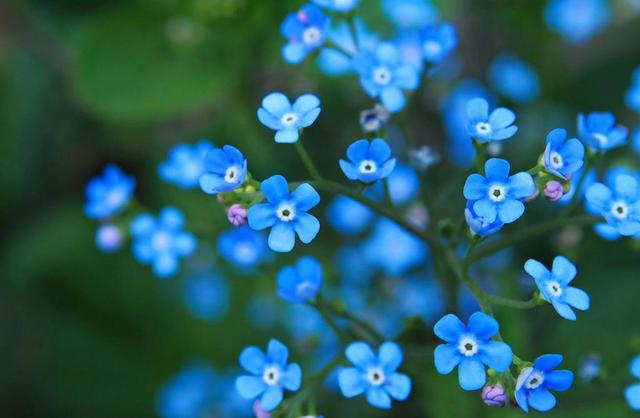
[1,0,640,417]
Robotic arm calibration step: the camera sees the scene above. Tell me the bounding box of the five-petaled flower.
[235,339,302,412]
[159,140,215,189]
[585,171,640,237]
[281,4,330,64]
[420,23,457,64]
[276,257,323,303]
[515,354,574,413]
[248,175,320,252]
[258,92,321,143]
[338,341,412,409]
[524,256,589,321]
[577,112,628,152]
[433,312,513,391]
[339,138,396,183]
[543,128,585,180]
[199,145,248,194]
[84,164,136,220]
[466,98,518,143]
[463,158,536,225]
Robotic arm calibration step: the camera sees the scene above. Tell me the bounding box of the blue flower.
[463,158,536,225]
[626,68,640,112]
[466,98,518,143]
[199,145,247,194]
[257,93,321,143]
[281,4,331,64]
[354,42,420,113]
[318,19,379,76]
[420,23,457,64]
[515,355,574,412]
[544,0,611,44]
[276,257,322,303]
[543,128,585,180]
[382,0,439,29]
[488,53,540,103]
[84,164,135,220]
[129,207,196,278]
[391,276,445,325]
[312,0,359,12]
[326,195,374,236]
[433,312,513,391]
[339,138,396,183]
[235,339,302,412]
[625,355,640,411]
[585,171,640,236]
[159,140,215,189]
[338,341,411,409]
[95,224,124,253]
[394,31,424,71]
[464,201,504,236]
[248,175,320,252]
[386,163,420,205]
[524,256,589,321]
[183,272,229,321]
[578,354,601,382]
[157,364,217,418]
[578,112,628,152]
[217,226,270,271]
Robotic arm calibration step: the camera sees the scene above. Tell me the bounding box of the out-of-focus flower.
[382,0,439,29]
[218,226,270,270]
[360,105,390,133]
[409,145,440,172]
[578,112,628,152]
[95,224,124,253]
[488,54,540,103]
[544,0,611,43]
[159,140,215,189]
[276,257,323,303]
[84,164,135,220]
[420,23,457,65]
[183,272,229,321]
[281,4,331,64]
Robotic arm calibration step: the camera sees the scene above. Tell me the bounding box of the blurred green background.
[1,0,640,417]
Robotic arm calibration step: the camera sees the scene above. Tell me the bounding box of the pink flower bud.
[481,384,507,407]
[227,204,248,226]
[253,400,272,418]
[544,180,564,201]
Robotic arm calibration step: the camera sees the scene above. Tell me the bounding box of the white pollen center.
[373,67,392,85]
[525,371,545,389]
[262,366,281,386]
[550,151,564,169]
[224,166,240,183]
[366,367,385,386]
[277,204,296,222]
[358,160,378,174]
[488,184,507,202]
[476,122,492,136]
[281,112,299,128]
[423,40,442,56]
[611,201,629,219]
[545,280,563,298]
[302,26,321,45]
[458,336,478,357]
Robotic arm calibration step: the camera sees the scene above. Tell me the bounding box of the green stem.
[294,140,322,181]
[459,241,493,315]
[488,295,540,310]
[328,305,384,343]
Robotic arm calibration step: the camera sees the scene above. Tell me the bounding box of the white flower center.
[488,184,507,202]
[262,365,281,386]
[366,367,386,386]
[373,66,392,85]
[545,280,563,298]
[277,204,296,222]
[358,160,378,174]
[458,336,478,357]
[152,231,172,251]
[549,151,564,169]
[302,26,321,45]
[281,112,299,128]
[611,201,629,219]
[525,371,545,389]
[593,132,608,147]
[224,165,240,183]
[475,122,492,136]
[423,40,442,56]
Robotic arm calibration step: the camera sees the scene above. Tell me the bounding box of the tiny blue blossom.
[326,195,374,236]
[433,312,513,391]
[395,31,424,71]
[318,19,379,76]
[338,341,411,409]
[515,355,574,412]
[463,158,536,225]
[420,23,457,65]
[257,93,321,143]
[544,0,611,43]
[312,0,359,12]
[183,272,229,321]
[84,164,135,220]
[382,0,439,29]
[276,257,322,303]
[488,53,540,103]
[524,256,589,321]
[130,207,197,278]
[199,145,247,194]
[95,224,124,253]
[235,339,302,412]
[464,201,504,236]
[585,172,640,236]
[578,354,601,382]
[217,226,270,271]
[625,355,640,411]
[159,140,215,189]
[466,98,518,143]
[248,175,320,252]
[578,112,628,152]
[157,364,217,418]
[339,138,396,183]
[543,128,585,180]
[626,67,640,112]
[281,4,331,64]
[354,42,420,113]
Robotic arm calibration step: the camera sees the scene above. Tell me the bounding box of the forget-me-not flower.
[257,93,321,143]
[84,164,135,220]
[183,272,229,321]
[625,355,640,411]
[420,23,457,64]
[130,207,197,278]
[488,53,540,104]
[515,354,574,412]
[312,0,359,12]
[217,226,270,271]
[543,128,585,180]
[464,158,536,225]
[236,339,301,412]
[464,201,504,236]
[524,256,589,321]
[544,0,611,44]
[586,171,640,237]
[433,312,513,391]
[326,195,374,236]
[199,145,247,194]
[338,341,411,409]
[466,98,518,143]
[577,112,628,152]
[281,4,330,64]
[248,175,320,252]
[276,257,322,303]
[159,140,215,189]
[339,138,396,183]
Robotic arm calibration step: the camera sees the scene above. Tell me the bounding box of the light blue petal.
[490,125,518,141]
[458,357,486,391]
[248,203,277,230]
[299,108,321,128]
[366,386,392,409]
[378,159,396,179]
[204,148,230,174]
[261,175,290,203]
[498,199,525,224]
[339,367,366,397]
[524,259,549,281]
[339,160,360,180]
[552,301,576,320]
[626,383,640,411]
[433,314,465,342]
[534,354,563,372]
[369,138,392,162]
[160,207,184,229]
[260,386,283,411]
[386,373,411,400]
[257,108,282,130]
[508,172,535,199]
[467,311,499,340]
[347,139,370,162]
[434,343,462,374]
[585,183,612,210]
[484,158,511,181]
[631,355,640,379]
[463,174,487,200]
[479,341,512,372]
[294,213,320,244]
[275,128,300,143]
[467,98,489,122]
[173,233,196,256]
[587,112,614,133]
[563,287,589,311]
[236,375,266,399]
[292,183,320,211]
[545,370,574,392]
[130,214,155,236]
[199,173,226,194]
[346,342,376,368]
[292,94,320,114]
[268,222,296,252]
[515,387,529,412]
[394,65,419,90]
[283,42,307,64]
[379,342,403,373]
[473,199,498,223]
[261,92,291,117]
[381,86,406,113]
[318,48,353,75]
[153,253,178,278]
[489,107,516,129]
[614,174,638,200]
[267,339,288,366]
[528,388,556,412]
[281,363,302,391]
[240,346,266,374]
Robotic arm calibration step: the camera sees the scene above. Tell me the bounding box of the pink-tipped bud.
[227,204,248,226]
[544,180,564,202]
[481,384,507,407]
[253,400,272,418]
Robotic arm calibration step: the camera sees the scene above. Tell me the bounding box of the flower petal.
[544,370,574,392]
[292,183,320,211]
[463,174,487,200]
[524,259,549,281]
[467,311,499,340]
[434,343,462,375]
[260,386,284,411]
[281,363,302,391]
[467,98,489,122]
[346,341,376,368]
[275,128,300,143]
[339,367,366,397]
[458,357,486,391]
[489,107,516,129]
[240,346,266,374]
[261,175,290,203]
[433,314,465,342]
[479,341,512,372]
[261,92,291,117]
[379,342,403,373]
[268,222,296,252]
[267,339,288,366]
[386,373,411,400]
[533,354,563,372]
[484,158,511,181]
[498,199,525,224]
[562,287,589,311]
[528,388,556,412]
[248,203,277,231]
[366,386,392,409]
[293,213,320,244]
[236,375,266,399]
